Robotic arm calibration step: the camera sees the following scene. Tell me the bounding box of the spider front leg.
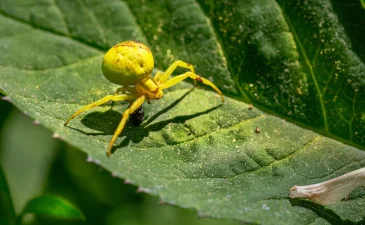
[155,60,196,83]
[64,94,137,126]
[162,72,224,102]
[153,71,164,82]
[107,95,146,157]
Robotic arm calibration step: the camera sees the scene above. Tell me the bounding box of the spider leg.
[153,71,163,81]
[156,60,196,83]
[124,86,137,94]
[107,95,146,157]
[162,72,224,102]
[115,87,124,95]
[64,94,137,126]
[115,86,136,95]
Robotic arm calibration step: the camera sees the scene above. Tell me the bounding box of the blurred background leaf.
[0,105,59,214]
[0,165,16,225]
[21,195,85,221]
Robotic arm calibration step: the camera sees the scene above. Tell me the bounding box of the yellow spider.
[64,41,224,157]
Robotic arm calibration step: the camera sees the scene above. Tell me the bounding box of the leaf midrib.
[194,0,250,102]
[195,0,331,134]
[282,11,329,133]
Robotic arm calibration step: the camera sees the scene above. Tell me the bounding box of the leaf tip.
[86,155,100,165]
[111,171,120,177]
[197,211,210,219]
[33,120,41,125]
[124,179,132,184]
[52,133,61,139]
[158,198,166,205]
[136,187,152,194]
[1,96,12,103]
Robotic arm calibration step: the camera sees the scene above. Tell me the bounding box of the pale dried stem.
[290,167,365,204]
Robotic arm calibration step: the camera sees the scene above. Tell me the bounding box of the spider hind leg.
[107,95,146,157]
[64,94,137,126]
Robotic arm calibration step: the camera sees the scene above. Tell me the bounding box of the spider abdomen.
[102,41,154,85]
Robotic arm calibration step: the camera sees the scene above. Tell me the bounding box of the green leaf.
[0,166,16,225]
[21,195,85,221]
[0,108,59,214]
[197,0,365,146]
[0,0,365,224]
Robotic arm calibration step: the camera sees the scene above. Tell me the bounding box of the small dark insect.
[129,105,144,126]
[254,126,260,135]
[248,104,253,110]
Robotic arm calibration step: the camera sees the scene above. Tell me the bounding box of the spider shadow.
[115,104,222,151]
[72,88,222,154]
[77,88,194,136]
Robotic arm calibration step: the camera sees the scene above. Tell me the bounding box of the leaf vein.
[280,8,329,132]
[79,0,107,46]
[120,0,150,46]
[194,1,249,102]
[134,114,265,150]
[52,0,71,36]
[0,55,102,72]
[0,9,103,53]
[176,136,321,180]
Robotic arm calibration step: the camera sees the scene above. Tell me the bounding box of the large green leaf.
[197,0,365,145]
[1,0,365,224]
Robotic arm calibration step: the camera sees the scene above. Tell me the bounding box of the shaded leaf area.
[0,166,16,225]
[124,0,238,96]
[277,0,365,153]
[198,0,365,147]
[1,0,365,224]
[201,0,365,149]
[22,195,85,220]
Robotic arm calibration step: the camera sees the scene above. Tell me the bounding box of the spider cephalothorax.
[65,41,224,157]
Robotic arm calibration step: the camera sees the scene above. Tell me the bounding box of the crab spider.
[64,41,224,157]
